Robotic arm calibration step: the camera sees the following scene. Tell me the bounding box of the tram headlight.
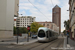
[38,37,39,39]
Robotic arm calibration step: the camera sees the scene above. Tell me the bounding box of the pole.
[17,28,18,44]
[27,32,29,42]
[16,11,19,44]
[16,27,18,44]
[27,26,30,42]
[67,36,68,44]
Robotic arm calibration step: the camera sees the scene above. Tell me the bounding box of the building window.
[23,25,24,27]
[43,23,45,26]
[47,24,49,26]
[32,18,33,20]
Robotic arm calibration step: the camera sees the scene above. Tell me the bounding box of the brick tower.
[52,5,61,34]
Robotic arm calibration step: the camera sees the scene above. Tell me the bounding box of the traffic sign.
[27,27,30,30]
[66,33,69,36]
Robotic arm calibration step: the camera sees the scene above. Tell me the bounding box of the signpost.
[27,27,30,30]
[16,27,19,44]
[66,30,69,44]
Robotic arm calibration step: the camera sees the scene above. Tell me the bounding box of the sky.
[19,0,69,32]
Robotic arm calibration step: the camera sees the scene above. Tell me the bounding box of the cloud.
[19,0,35,3]
[19,0,69,32]
[44,0,60,6]
[19,11,26,16]
[61,0,69,32]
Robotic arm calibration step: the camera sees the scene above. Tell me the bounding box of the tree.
[64,20,70,30]
[64,20,70,35]
[13,27,28,36]
[13,26,16,35]
[18,27,28,34]
[31,22,44,33]
[63,30,66,35]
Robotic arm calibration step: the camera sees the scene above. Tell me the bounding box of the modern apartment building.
[37,22,59,33]
[16,16,35,28]
[52,5,61,34]
[69,0,75,40]
[0,0,19,38]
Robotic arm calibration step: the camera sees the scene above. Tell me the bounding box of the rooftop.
[54,5,60,8]
[37,22,52,23]
[18,16,36,18]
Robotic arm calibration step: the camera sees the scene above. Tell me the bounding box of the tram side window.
[52,32,54,37]
[49,31,52,37]
[53,32,54,36]
[46,31,48,38]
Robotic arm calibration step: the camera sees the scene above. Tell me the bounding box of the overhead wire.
[51,0,54,7]
[28,0,50,21]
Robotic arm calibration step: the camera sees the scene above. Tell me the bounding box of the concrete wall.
[14,0,19,16]
[69,0,75,39]
[0,0,15,38]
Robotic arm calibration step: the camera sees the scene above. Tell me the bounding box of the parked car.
[32,35,37,38]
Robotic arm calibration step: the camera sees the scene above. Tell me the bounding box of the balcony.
[16,21,20,22]
[16,23,20,24]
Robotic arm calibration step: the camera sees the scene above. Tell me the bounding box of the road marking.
[67,44,70,47]
[63,37,66,50]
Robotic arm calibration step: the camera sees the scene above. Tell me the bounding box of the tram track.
[27,43,44,50]
[27,39,59,50]
[41,39,60,50]
[10,38,64,50]
[42,39,58,50]
[55,39,64,50]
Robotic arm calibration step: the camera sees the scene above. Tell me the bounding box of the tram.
[37,27,58,42]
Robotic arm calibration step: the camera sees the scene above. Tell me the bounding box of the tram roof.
[38,27,58,33]
[38,27,52,31]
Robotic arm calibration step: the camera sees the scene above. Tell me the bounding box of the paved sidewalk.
[64,37,75,50]
[67,38,75,50]
[0,36,21,41]
[0,39,38,45]
[0,36,31,42]
[0,38,16,42]
[63,37,67,50]
[0,36,38,45]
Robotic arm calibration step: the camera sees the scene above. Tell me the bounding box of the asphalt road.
[0,38,64,50]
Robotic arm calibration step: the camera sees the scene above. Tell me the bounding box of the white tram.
[37,27,58,42]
